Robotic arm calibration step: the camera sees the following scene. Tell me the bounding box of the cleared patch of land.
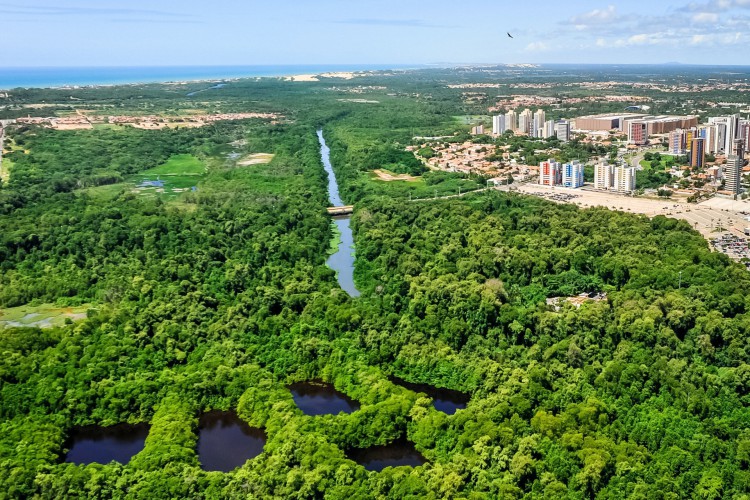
[237,153,275,166]
[372,169,420,182]
[512,183,750,239]
[86,154,206,200]
[0,303,91,329]
[141,154,206,175]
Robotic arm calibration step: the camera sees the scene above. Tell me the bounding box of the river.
[317,130,360,297]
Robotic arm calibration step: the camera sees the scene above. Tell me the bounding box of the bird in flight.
[507,32,513,38]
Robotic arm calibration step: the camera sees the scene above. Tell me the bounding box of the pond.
[64,423,149,465]
[347,437,426,471]
[288,380,360,416]
[197,411,266,472]
[390,376,470,415]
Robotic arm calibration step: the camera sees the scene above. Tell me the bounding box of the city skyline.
[2,1,750,67]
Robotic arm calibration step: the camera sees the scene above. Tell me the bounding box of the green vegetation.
[1,68,750,498]
[140,154,206,176]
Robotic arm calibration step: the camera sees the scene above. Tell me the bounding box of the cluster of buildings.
[594,162,637,192]
[667,115,749,196]
[537,158,636,193]
[538,160,585,188]
[411,140,504,174]
[571,113,699,146]
[491,109,571,142]
[668,115,750,155]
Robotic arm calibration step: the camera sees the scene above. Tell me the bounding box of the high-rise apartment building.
[726,114,741,154]
[725,155,742,196]
[492,115,506,135]
[690,137,705,169]
[505,110,518,132]
[669,129,686,154]
[533,109,546,138]
[594,162,635,192]
[628,121,648,145]
[699,124,720,154]
[614,166,636,192]
[555,120,571,143]
[594,161,614,190]
[543,120,556,139]
[518,109,533,135]
[731,138,745,158]
[562,160,584,188]
[539,159,562,186]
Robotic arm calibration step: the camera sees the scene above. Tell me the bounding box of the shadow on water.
[64,424,149,465]
[317,129,360,297]
[288,380,360,416]
[389,375,470,415]
[197,411,266,472]
[347,437,427,471]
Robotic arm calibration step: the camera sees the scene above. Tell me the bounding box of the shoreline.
[0,64,424,92]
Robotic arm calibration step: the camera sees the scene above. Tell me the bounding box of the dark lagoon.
[197,411,266,472]
[288,380,360,416]
[64,423,149,464]
[390,376,470,415]
[347,437,426,471]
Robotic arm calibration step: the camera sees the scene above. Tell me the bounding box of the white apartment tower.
[555,120,571,143]
[533,109,546,138]
[518,109,533,135]
[492,115,506,135]
[543,120,556,139]
[614,166,636,192]
[505,110,518,132]
[594,161,615,190]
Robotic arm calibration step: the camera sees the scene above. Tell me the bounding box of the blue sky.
[2,0,750,66]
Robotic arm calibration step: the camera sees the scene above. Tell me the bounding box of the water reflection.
[317,129,361,297]
[347,437,426,471]
[197,411,266,472]
[390,376,470,415]
[64,424,149,464]
[288,380,360,416]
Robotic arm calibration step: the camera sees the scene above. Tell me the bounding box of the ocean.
[0,64,421,90]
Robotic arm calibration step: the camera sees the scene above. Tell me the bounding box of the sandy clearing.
[372,169,419,182]
[237,153,275,166]
[512,183,750,239]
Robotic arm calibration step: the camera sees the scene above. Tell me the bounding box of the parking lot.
[510,183,750,261]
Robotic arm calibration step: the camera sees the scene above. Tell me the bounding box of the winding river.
[318,130,360,297]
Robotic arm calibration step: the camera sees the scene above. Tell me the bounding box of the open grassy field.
[0,157,12,183]
[0,303,92,329]
[141,154,206,176]
[85,154,206,201]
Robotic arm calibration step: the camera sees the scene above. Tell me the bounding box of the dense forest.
[1,70,750,498]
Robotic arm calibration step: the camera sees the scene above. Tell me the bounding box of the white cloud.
[569,5,618,25]
[692,12,719,22]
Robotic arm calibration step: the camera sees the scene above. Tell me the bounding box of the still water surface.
[288,380,360,416]
[389,376,470,415]
[347,437,426,471]
[64,424,149,464]
[197,411,266,472]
